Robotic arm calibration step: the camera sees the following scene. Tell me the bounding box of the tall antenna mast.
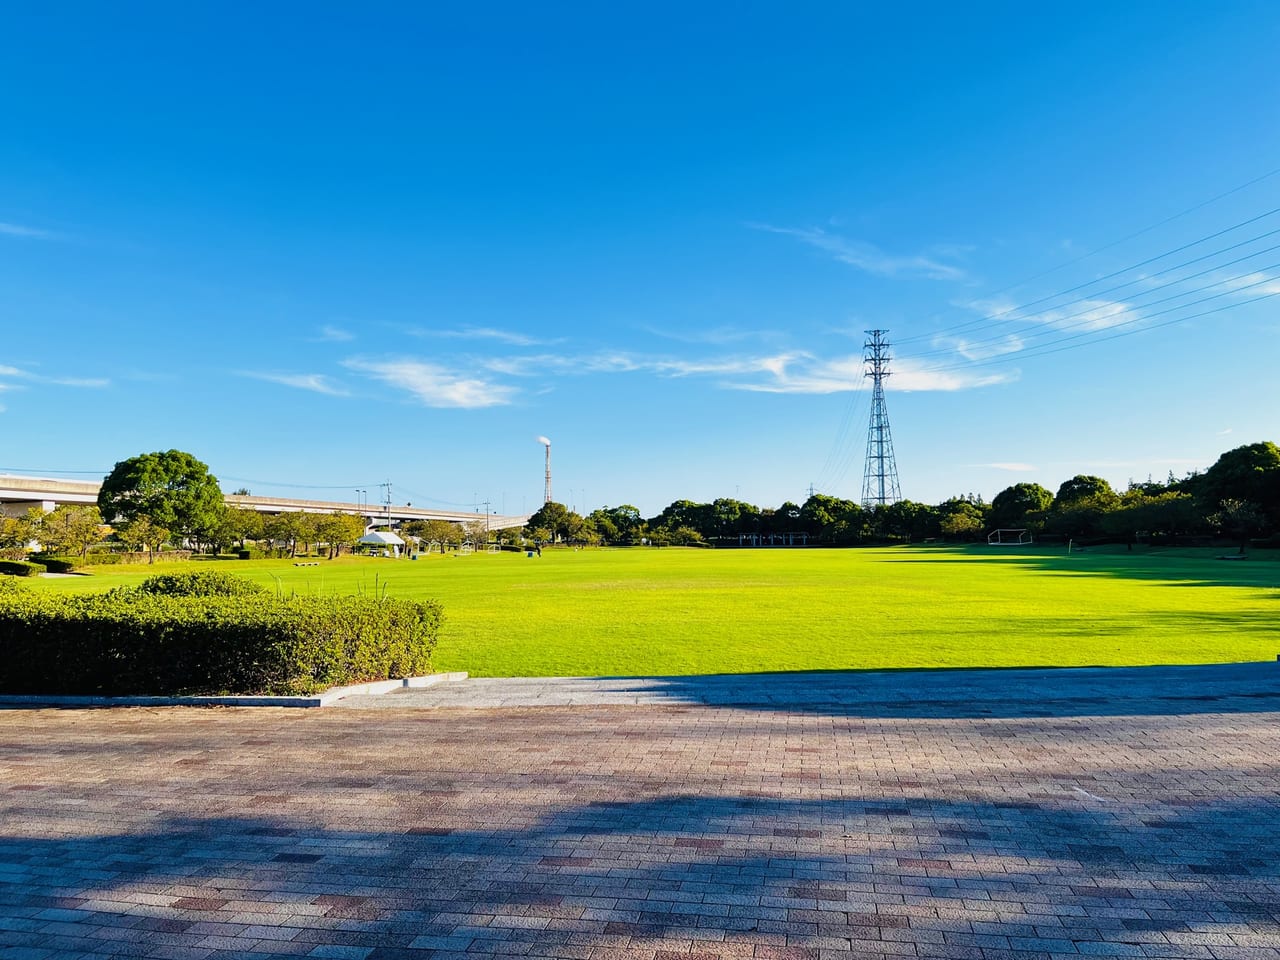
[537,436,552,503]
[861,330,902,508]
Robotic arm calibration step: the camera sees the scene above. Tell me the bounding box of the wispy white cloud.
[931,332,1025,361]
[962,295,1134,333]
[343,358,515,408]
[655,354,800,378]
[478,352,646,377]
[242,372,350,396]
[0,221,56,240]
[732,353,1016,394]
[409,326,551,347]
[0,363,108,388]
[312,325,355,343]
[477,350,805,383]
[641,324,777,345]
[981,462,1038,472]
[751,223,967,281]
[1216,269,1280,297]
[478,346,1012,395]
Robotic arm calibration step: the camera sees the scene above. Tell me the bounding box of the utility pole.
[379,481,392,525]
[481,499,491,543]
[861,329,902,508]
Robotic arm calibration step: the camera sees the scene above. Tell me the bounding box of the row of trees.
[1,504,108,559]
[6,441,1274,560]
[0,452,368,562]
[520,442,1280,549]
[0,500,374,561]
[2,450,502,561]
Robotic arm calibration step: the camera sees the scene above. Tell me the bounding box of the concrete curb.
[0,672,468,709]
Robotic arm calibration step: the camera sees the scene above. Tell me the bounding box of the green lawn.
[27,545,1280,676]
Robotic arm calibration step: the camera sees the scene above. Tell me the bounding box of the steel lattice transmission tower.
[861,329,902,508]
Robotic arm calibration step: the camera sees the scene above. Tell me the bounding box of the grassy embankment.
[28,545,1279,677]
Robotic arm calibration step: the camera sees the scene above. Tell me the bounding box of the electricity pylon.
[861,329,902,508]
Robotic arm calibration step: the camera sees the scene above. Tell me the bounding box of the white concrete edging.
[0,672,468,709]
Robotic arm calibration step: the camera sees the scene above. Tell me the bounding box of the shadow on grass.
[2,792,1278,957]
[882,543,1280,590]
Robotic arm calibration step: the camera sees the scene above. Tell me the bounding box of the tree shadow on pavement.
[596,657,1280,719]
[2,790,1279,959]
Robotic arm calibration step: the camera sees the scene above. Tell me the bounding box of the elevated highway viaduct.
[0,475,530,530]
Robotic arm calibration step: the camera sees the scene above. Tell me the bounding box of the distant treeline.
[524,441,1280,549]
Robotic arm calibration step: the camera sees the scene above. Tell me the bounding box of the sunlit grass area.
[29,545,1280,677]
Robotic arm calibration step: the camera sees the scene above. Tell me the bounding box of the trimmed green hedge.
[83,552,123,565]
[134,570,266,597]
[30,555,79,574]
[0,576,443,696]
[0,560,46,577]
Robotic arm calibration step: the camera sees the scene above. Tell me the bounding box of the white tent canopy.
[358,530,405,557]
[358,531,404,545]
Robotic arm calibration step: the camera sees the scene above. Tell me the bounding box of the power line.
[813,375,868,492]
[957,289,1280,369]
[909,285,1280,375]
[921,163,1280,318]
[899,254,1280,363]
[896,205,1280,346]
[388,483,481,509]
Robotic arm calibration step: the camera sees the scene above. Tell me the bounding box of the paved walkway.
[339,661,1280,716]
[2,665,1279,959]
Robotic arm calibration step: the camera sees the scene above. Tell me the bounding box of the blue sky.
[3,2,1279,517]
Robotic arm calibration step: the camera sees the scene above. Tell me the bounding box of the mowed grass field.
[27,545,1280,677]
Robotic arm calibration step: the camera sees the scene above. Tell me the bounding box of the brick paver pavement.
[2,694,1278,959]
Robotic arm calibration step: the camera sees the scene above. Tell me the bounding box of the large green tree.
[33,504,105,557]
[220,507,265,548]
[876,500,939,542]
[937,497,988,541]
[524,501,587,543]
[114,516,171,563]
[1210,498,1268,553]
[317,512,366,558]
[264,512,308,556]
[0,513,35,556]
[1102,491,1202,545]
[990,482,1053,530]
[98,450,226,544]
[1054,475,1118,509]
[1194,442,1280,521]
[403,519,463,553]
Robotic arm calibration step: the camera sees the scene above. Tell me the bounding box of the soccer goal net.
[987,528,1032,545]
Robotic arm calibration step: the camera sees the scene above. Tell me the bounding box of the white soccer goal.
[987,528,1032,545]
